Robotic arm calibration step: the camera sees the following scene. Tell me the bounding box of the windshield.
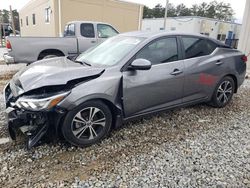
[76,36,145,66]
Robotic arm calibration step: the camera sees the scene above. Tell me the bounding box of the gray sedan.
[4,31,247,148]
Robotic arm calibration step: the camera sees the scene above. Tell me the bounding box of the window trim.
[80,23,95,38]
[26,16,28,26]
[32,13,36,26]
[97,24,119,38]
[122,36,181,71]
[45,7,51,24]
[180,35,218,60]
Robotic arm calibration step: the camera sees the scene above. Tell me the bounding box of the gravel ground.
[0,47,7,62]
[0,75,249,187]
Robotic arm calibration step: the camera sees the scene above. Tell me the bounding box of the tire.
[210,76,235,108]
[61,100,112,147]
[43,55,58,59]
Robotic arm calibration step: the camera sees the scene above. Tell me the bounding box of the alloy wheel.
[216,80,233,104]
[71,107,106,140]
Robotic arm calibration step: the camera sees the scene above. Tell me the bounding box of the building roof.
[143,16,242,25]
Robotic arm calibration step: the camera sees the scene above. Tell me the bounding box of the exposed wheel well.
[224,74,238,93]
[38,49,65,60]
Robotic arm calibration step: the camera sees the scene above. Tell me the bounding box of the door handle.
[170,69,183,76]
[91,41,96,43]
[215,60,223,65]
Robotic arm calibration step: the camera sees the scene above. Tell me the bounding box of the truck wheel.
[43,55,58,59]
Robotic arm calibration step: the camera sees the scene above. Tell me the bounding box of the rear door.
[77,23,97,53]
[181,36,221,102]
[123,37,185,117]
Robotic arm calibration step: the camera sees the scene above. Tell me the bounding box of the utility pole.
[0,10,3,46]
[163,0,169,30]
[9,5,16,36]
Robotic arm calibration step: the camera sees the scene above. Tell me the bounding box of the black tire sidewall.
[61,100,112,147]
[212,76,235,108]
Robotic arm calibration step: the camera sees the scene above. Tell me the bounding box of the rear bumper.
[3,53,15,64]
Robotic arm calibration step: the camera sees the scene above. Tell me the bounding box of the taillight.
[241,55,248,63]
[6,40,12,50]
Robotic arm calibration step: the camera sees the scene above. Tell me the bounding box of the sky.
[0,0,246,23]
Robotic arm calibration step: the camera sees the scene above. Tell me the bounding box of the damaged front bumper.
[4,83,67,149]
[6,106,66,149]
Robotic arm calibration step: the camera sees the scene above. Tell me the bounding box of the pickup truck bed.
[5,37,78,63]
[4,21,119,64]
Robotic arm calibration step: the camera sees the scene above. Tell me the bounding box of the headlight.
[15,92,70,111]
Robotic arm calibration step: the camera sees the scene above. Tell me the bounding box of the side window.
[97,24,118,38]
[81,23,95,38]
[135,37,178,65]
[64,24,75,36]
[182,37,217,59]
[26,16,28,26]
[45,7,51,23]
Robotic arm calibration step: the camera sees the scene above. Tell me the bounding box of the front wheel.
[210,76,235,108]
[61,101,112,147]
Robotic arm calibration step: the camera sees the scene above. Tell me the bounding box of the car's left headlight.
[15,92,70,111]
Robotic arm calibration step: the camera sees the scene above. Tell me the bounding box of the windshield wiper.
[74,60,91,66]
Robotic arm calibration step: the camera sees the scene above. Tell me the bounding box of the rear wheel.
[43,55,58,59]
[61,101,112,147]
[210,76,235,108]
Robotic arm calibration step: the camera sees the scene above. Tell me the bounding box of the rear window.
[182,37,218,59]
[81,23,95,38]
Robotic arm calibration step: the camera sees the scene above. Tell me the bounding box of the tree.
[0,9,20,31]
[192,1,235,21]
[1,9,9,23]
[143,6,153,18]
[175,4,192,16]
[152,4,165,18]
[143,1,235,22]
[167,3,177,17]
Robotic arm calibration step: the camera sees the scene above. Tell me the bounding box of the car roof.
[120,30,205,38]
[120,31,229,47]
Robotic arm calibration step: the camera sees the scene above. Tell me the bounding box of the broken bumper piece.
[6,107,65,149]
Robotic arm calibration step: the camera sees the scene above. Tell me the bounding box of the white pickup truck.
[3,21,119,64]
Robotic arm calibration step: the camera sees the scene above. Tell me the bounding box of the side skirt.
[123,98,208,123]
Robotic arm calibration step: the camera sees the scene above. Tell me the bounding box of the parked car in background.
[3,21,119,64]
[4,31,247,149]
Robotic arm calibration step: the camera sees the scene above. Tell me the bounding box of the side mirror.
[129,59,152,71]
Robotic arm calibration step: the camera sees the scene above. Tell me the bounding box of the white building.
[238,0,250,70]
[142,16,241,43]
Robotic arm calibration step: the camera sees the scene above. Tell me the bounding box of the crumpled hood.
[10,57,104,94]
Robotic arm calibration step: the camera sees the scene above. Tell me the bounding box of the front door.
[122,37,185,117]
